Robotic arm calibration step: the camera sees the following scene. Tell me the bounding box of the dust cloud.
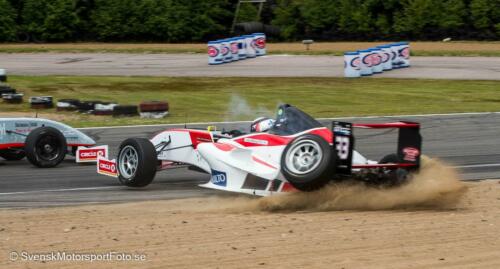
[217,157,468,213]
[223,93,281,122]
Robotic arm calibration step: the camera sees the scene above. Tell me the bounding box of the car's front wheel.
[25,127,67,168]
[117,138,157,187]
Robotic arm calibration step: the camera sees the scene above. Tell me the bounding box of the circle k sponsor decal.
[221,46,229,56]
[99,162,116,172]
[400,47,410,59]
[255,37,266,49]
[350,57,361,70]
[230,43,239,54]
[362,54,373,67]
[208,46,219,57]
[382,52,390,63]
[80,150,105,158]
[371,53,381,65]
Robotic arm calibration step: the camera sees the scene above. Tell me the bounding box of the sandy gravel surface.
[1,161,499,268]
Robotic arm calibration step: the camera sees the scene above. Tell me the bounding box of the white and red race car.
[97,104,422,196]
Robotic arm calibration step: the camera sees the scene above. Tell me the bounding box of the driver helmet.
[250,117,275,132]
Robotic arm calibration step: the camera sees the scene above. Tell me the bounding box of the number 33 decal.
[335,136,350,160]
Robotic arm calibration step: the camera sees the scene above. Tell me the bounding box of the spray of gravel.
[217,156,468,213]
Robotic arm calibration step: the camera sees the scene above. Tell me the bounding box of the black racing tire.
[56,99,81,111]
[113,105,138,117]
[2,94,23,104]
[0,149,26,161]
[117,138,157,187]
[281,134,333,191]
[25,127,67,168]
[77,100,99,112]
[379,153,410,186]
[30,96,53,109]
[0,85,16,95]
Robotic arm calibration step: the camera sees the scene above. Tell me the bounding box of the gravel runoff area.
[0,53,498,80]
[1,178,499,269]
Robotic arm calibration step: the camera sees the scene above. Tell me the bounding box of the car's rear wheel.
[0,149,26,161]
[281,134,333,191]
[25,127,67,168]
[117,138,157,187]
[378,153,410,186]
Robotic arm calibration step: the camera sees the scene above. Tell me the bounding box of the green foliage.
[90,0,231,41]
[2,0,499,42]
[43,0,79,41]
[0,0,17,41]
[275,0,498,40]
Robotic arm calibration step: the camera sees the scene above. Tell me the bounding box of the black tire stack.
[30,96,54,109]
[113,105,139,117]
[76,100,102,113]
[2,93,23,104]
[94,102,118,116]
[0,84,15,95]
[139,101,169,119]
[56,99,81,111]
[1,82,23,104]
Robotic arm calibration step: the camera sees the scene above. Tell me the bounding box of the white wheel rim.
[285,140,323,175]
[119,145,139,179]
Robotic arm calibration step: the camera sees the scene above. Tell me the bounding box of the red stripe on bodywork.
[305,128,333,143]
[68,143,95,147]
[353,122,420,128]
[170,129,213,149]
[0,143,24,149]
[214,143,236,152]
[0,143,94,150]
[352,163,418,169]
[252,156,277,170]
[235,127,333,147]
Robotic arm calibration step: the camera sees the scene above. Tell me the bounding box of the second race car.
[0,117,103,168]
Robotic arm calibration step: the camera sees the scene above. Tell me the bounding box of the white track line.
[78,111,500,130]
[453,163,500,169]
[0,186,121,196]
[1,163,498,196]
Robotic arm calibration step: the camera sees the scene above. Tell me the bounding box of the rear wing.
[332,121,422,175]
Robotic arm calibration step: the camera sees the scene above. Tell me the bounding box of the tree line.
[0,0,498,42]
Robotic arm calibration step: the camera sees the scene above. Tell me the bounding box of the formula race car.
[0,118,98,167]
[97,104,422,196]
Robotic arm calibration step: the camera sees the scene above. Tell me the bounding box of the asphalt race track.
[1,113,500,208]
[1,53,499,80]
